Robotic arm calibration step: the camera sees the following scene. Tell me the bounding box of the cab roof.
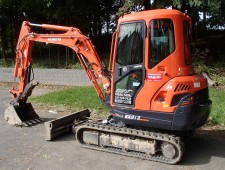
[118,9,188,23]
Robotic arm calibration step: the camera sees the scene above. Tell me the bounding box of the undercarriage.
[74,121,184,164]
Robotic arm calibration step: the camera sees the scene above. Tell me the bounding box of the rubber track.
[76,122,184,164]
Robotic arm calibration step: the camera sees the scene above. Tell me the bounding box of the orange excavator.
[4,9,212,164]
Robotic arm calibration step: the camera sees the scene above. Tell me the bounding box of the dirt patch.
[196,125,225,141]
[0,81,74,91]
[32,102,108,121]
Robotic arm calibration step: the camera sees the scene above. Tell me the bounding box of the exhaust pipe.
[4,103,43,126]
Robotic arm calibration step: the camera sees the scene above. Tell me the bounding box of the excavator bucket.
[45,109,90,141]
[4,103,43,126]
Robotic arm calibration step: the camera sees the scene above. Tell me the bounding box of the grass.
[0,58,15,67]
[208,87,225,126]
[29,86,108,114]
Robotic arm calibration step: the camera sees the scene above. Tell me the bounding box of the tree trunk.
[143,0,151,10]
[203,6,207,30]
[0,18,6,60]
[10,16,14,54]
[202,72,217,87]
[180,0,187,13]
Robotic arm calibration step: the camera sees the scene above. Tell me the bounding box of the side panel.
[135,18,177,110]
[112,88,211,131]
[112,106,173,130]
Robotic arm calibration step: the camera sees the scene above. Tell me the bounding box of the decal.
[48,38,62,41]
[166,85,173,90]
[124,114,149,122]
[112,113,123,118]
[146,74,162,82]
[124,114,141,120]
[163,104,169,108]
[134,65,142,68]
[122,67,128,72]
[114,89,133,104]
[194,82,200,88]
[23,50,27,58]
[133,82,140,87]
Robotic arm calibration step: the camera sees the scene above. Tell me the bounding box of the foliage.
[117,0,225,37]
[117,0,144,15]
[191,43,225,85]
[0,0,225,67]
[192,62,225,85]
[171,0,224,30]
[0,0,117,61]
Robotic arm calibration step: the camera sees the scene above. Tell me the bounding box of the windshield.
[116,22,144,66]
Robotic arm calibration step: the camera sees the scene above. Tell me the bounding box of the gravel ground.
[0,67,92,86]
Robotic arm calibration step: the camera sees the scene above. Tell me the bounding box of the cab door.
[113,21,145,106]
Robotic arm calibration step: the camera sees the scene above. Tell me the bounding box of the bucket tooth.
[35,118,42,123]
[25,121,33,126]
[4,103,43,126]
[30,120,37,124]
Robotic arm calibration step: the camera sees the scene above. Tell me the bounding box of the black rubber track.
[76,122,185,164]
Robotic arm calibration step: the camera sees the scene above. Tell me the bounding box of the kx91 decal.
[124,114,149,122]
[124,114,141,120]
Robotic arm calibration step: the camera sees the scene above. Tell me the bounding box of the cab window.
[149,19,175,69]
[184,21,191,65]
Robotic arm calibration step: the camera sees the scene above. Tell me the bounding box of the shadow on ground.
[181,128,225,165]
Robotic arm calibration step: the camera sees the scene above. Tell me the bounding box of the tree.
[0,0,23,59]
[171,0,224,29]
[0,0,224,63]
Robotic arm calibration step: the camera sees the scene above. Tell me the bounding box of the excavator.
[4,9,212,164]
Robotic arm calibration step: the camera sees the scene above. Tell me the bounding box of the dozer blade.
[4,103,43,126]
[45,109,90,141]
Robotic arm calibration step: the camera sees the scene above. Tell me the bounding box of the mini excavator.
[4,9,212,164]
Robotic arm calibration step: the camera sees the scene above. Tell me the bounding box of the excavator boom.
[5,21,111,126]
[12,21,110,103]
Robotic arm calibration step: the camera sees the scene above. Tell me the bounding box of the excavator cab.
[110,9,211,132]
